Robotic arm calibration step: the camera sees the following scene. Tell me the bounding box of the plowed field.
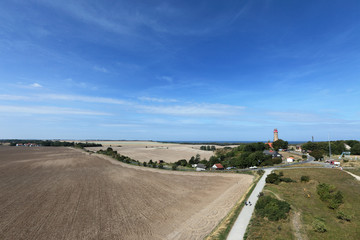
[0,146,253,240]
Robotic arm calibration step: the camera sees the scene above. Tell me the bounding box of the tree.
[302,141,318,152]
[351,143,360,155]
[310,149,324,160]
[272,139,288,151]
[266,173,280,184]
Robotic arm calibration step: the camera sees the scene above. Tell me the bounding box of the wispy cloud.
[138,104,245,116]
[30,83,43,88]
[64,78,98,90]
[138,96,178,103]
[0,105,110,115]
[0,94,30,101]
[93,66,109,73]
[14,82,43,89]
[100,123,142,128]
[157,75,173,82]
[40,94,128,105]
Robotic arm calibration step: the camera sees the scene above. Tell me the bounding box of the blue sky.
[1,0,360,141]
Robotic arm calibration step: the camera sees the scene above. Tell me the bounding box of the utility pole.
[328,134,332,159]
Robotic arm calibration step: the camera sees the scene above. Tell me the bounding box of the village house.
[263,150,282,158]
[195,164,206,171]
[212,163,224,170]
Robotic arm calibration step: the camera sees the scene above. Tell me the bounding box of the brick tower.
[273,128,279,142]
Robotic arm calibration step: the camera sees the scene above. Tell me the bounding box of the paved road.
[227,155,315,240]
[227,168,274,240]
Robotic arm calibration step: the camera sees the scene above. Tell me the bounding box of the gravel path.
[227,168,274,240]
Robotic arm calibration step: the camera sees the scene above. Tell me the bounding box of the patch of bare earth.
[291,211,308,240]
[86,142,218,163]
[0,146,253,240]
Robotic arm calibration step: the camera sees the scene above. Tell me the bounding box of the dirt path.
[291,211,308,240]
[344,171,360,181]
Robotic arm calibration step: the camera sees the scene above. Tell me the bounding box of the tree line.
[9,140,102,148]
[302,140,360,159]
[200,145,216,151]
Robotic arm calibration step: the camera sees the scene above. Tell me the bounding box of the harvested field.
[85,141,220,163]
[0,146,253,240]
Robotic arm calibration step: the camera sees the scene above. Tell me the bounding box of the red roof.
[214,163,224,169]
[266,142,273,148]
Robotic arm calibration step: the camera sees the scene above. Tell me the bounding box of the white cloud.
[138,96,178,103]
[138,104,245,116]
[100,123,142,128]
[0,105,110,116]
[30,83,43,88]
[40,94,128,105]
[14,82,43,89]
[0,94,30,101]
[93,66,109,73]
[157,75,173,82]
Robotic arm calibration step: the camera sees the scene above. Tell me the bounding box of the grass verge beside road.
[205,171,263,240]
[244,168,360,239]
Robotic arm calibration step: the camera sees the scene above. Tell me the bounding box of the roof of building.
[196,164,206,169]
[213,163,224,169]
[265,142,273,148]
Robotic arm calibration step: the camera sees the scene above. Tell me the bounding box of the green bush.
[172,165,177,170]
[261,159,274,166]
[278,171,284,177]
[301,175,310,182]
[317,183,344,209]
[257,170,265,176]
[280,177,296,183]
[266,173,280,184]
[328,191,344,209]
[312,219,327,233]
[255,195,290,221]
[143,162,147,167]
[336,211,351,221]
[158,164,164,169]
[272,157,282,164]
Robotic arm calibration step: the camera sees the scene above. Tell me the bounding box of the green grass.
[346,168,360,176]
[245,168,360,240]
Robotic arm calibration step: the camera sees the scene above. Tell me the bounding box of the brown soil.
[85,141,218,163]
[0,146,253,240]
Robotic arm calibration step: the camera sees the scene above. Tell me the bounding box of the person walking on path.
[227,168,274,240]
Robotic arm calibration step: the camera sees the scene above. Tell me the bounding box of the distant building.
[263,150,282,158]
[274,129,279,142]
[286,157,294,163]
[212,163,224,170]
[265,142,273,149]
[196,164,206,171]
[295,145,302,152]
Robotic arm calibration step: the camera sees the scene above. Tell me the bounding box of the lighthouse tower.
[273,129,279,142]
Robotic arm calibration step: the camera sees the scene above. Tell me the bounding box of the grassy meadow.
[245,168,360,240]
